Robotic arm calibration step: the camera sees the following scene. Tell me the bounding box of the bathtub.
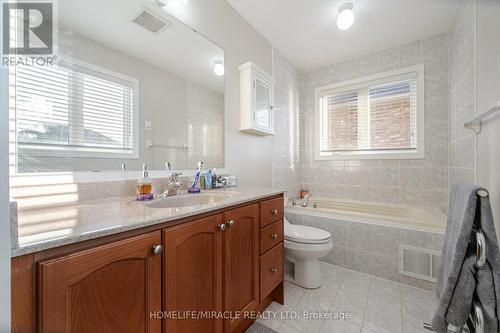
[285,197,446,289]
[286,197,447,234]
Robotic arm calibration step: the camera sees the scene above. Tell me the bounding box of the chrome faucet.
[302,193,311,207]
[157,172,183,198]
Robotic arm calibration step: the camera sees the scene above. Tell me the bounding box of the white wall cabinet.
[239,62,275,135]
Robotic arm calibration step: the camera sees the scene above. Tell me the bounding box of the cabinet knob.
[218,223,226,231]
[271,209,278,215]
[271,233,278,240]
[226,220,235,228]
[271,267,278,273]
[152,245,163,255]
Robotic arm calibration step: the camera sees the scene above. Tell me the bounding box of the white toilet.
[284,218,334,289]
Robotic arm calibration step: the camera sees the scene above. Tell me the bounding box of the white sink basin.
[145,192,231,209]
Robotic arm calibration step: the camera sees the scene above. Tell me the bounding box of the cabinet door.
[38,232,162,333]
[164,215,223,333]
[223,204,259,332]
[253,75,273,131]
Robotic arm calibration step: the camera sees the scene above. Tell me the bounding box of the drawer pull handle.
[218,224,226,231]
[226,220,235,228]
[271,234,278,240]
[271,209,278,215]
[152,245,163,255]
[271,267,278,273]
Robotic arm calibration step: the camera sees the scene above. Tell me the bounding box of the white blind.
[319,72,418,154]
[13,60,136,156]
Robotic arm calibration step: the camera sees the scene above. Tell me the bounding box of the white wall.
[476,0,500,237]
[164,0,274,187]
[0,10,12,330]
[272,48,302,197]
[448,0,476,188]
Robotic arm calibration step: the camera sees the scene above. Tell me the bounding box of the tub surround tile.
[286,211,442,290]
[370,225,400,258]
[346,249,372,274]
[401,230,438,251]
[300,34,449,210]
[322,245,348,268]
[347,223,372,251]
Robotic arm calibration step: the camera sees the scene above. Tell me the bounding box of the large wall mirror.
[9,0,225,173]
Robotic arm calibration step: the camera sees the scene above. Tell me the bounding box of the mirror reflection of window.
[9,0,225,173]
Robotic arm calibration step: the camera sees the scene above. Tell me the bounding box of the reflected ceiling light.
[149,0,168,7]
[213,59,224,76]
[336,3,355,30]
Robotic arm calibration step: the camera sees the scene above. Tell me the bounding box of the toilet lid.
[284,224,332,244]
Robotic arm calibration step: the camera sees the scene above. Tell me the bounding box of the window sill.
[315,149,425,161]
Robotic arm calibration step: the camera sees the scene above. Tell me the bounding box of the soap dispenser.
[137,164,154,201]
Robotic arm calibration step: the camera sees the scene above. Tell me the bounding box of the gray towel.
[432,183,500,332]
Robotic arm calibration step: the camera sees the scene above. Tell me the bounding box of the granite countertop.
[11,188,284,257]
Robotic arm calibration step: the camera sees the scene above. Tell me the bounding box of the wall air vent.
[399,245,441,282]
[130,7,172,34]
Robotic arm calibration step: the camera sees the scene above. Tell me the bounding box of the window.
[11,58,138,159]
[315,65,424,160]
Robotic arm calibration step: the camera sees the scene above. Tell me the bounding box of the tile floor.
[252,262,436,333]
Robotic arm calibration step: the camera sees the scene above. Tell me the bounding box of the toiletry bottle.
[137,164,154,201]
[188,161,203,193]
[205,169,213,189]
[200,174,206,190]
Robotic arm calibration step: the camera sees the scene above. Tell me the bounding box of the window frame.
[11,56,140,160]
[314,64,425,161]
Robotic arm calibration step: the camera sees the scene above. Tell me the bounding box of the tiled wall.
[449,0,476,187]
[272,48,302,197]
[300,35,450,210]
[286,211,444,291]
[186,81,225,168]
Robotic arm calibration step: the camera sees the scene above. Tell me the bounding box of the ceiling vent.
[130,7,172,34]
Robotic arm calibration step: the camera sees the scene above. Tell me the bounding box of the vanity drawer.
[260,197,284,227]
[260,220,283,254]
[260,244,283,300]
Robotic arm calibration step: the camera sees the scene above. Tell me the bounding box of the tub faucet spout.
[302,193,311,207]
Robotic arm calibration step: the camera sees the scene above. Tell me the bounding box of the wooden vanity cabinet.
[222,204,260,333]
[12,195,284,333]
[37,232,163,333]
[163,214,224,333]
[163,204,260,333]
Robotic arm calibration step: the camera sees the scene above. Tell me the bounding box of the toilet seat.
[285,224,332,244]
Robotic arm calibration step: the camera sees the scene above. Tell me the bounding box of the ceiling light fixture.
[213,59,224,76]
[336,3,355,31]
